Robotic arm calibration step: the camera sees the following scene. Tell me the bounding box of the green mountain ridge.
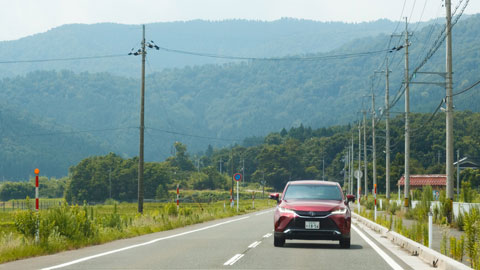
[1,15,479,179]
[0,18,418,77]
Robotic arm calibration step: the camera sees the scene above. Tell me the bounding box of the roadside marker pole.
[428,210,433,248]
[34,168,40,243]
[176,184,179,210]
[357,187,361,213]
[252,192,255,209]
[236,180,239,212]
[374,184,377,221]
[230,189,233,208]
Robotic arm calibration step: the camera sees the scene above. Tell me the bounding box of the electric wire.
[0,54,128,64]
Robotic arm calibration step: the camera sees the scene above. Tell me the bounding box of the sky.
[1,0,479,41]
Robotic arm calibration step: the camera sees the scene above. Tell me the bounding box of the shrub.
[464,207,479,268]
[164,203,178,216]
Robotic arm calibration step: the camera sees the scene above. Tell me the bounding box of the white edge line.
[255,209,274,216]
[42,216,250,270]
[224,254,242,265]
[352,224,404,270]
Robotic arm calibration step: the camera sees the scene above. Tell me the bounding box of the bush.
[164,203,178,216]
[464,207,480,268]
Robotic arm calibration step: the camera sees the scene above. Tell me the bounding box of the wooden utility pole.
[445,0,454,220]
[138,25,146,214]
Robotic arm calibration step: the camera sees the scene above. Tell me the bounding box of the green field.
[0,195,274,264]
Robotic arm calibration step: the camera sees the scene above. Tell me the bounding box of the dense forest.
[0,15,479,179]
[2,111,480,202]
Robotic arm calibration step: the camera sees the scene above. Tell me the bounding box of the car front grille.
[290,217,338,231]
[294,210,330,217]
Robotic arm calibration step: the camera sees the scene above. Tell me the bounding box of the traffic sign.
[354,170,363,179]
[233,173,242,182]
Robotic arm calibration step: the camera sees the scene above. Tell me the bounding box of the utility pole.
[343,151,347,189]
[385,58,391,199]
[137,25,146,214]
[242,158,245,186]
[445,0,454,219]
[358,120,362,200]
[363,110,368,198]
[371,83,377,196]
[351,135,354,195]
[347,147,350,193]
[401,17,411,209]
[219,159,223,174]
[322,156,325,180]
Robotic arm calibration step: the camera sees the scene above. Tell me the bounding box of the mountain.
[0,14,479,179]
[0,19,411,77]
[0,105,108,179]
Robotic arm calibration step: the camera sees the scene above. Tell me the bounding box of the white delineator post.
[34,168,40,243]
[252,192,255,209]
[176,184,179,210]
[428,210,433,248]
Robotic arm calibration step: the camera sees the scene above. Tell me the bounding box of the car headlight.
[331,208,348,215]
[278,206,297,215]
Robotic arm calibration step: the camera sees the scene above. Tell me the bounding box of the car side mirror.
[346,194,355,204]
[269,193,280,203]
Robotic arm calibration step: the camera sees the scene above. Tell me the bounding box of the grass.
[0,197,273,264]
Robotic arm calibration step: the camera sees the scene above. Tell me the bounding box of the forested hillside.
[0,15,479,179]
[0,19,404,77]
[0,105,107,179]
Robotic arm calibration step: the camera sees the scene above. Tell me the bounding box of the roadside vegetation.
[358,187,480,269]
[0,197,273,264]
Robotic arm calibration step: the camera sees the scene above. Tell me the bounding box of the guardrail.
[353,212,472,270]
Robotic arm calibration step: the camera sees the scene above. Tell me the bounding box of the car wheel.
[274,236,285,247]
[340,238,350,249]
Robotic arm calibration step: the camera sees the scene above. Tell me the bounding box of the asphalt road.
[1,209,428,270]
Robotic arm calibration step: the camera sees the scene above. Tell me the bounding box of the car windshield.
[283,184,342,201]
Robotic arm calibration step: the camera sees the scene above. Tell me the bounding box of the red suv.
[269,180,355,248]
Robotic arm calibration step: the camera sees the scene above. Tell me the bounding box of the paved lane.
[0,209,423,270]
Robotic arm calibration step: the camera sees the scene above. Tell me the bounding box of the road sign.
[354,170,363,179]
[233,173,242,182]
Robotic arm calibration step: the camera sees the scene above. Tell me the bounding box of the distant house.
[397,174,446,190]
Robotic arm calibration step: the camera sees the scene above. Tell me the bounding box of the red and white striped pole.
[176,184,179,210]
[34,168,40,243]
[34,168,40,211]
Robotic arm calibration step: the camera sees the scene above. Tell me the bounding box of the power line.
[0,54,128,64]
[146,127,242,142]
[15,127,137,137]
[156,45,389,61]
[451,79,480,97]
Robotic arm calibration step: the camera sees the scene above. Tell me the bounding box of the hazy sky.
[1,0,479,41]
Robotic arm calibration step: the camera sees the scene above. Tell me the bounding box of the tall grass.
[0,199,272,263]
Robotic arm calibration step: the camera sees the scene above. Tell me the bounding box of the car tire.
[340,238,351,249]
[274,236,285,247]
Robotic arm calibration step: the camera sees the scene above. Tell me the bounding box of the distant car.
[269,180,355,248]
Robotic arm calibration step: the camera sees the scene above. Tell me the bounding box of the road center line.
[41,216,250,270]
[248,241,261,248]
[223,254,244,265]
[352,224,404,270]
[263,233,272,238]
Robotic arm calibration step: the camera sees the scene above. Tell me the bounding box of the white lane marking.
[42,216,250,270]
[223,254,244,266]
[248,241,261,249]
[255,209,274,216]
[263,233,272,238]
[352,224,404,270]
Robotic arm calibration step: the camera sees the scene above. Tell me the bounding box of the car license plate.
[305,221,320,229]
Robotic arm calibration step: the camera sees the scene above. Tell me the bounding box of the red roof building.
[397,174,446,190]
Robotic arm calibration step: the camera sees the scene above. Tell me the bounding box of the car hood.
[281,200,344,212]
